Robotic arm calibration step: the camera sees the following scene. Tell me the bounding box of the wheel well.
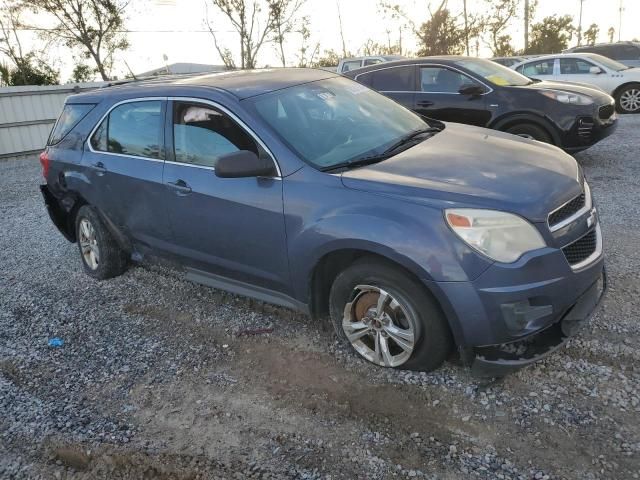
[309,249,433,322]
[613,82,640,99]
[492,115,558,146]
[63,195,87,242]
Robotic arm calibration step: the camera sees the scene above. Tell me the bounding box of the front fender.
[283,170,493,303]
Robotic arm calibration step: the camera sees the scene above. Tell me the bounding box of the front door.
[557,57,613,91]
[414,66,490,126]
[161,99,290,293]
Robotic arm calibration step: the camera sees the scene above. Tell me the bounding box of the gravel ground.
[1,116,639,480]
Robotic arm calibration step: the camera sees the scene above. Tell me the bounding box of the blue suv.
[40,69,605,376]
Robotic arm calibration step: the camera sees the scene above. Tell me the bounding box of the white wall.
[0,82,105,160]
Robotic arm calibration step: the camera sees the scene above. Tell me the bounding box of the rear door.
[355,65,416,109]
[414,65,490,126]
[82,98,172,249]
[161,99,290,292]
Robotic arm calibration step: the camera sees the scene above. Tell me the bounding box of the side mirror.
[589,66,603,75]
[459,84,486,96]
[215,150,277,178]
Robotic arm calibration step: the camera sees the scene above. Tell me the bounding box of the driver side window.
[420,67,476,93]
[172,101,258,168]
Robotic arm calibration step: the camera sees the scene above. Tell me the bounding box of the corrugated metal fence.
[0,82,105,160]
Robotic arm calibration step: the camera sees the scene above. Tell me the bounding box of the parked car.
[344,56,617,152]
[40,68,605,376]
[337,55,405,73]
[513,53,640,113]
[564,42,640,68]
[491,56,528,67]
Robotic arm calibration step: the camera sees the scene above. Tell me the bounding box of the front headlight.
[540,89,594,105]
[445,209,546,263]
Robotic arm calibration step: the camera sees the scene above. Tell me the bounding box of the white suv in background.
[512,53,640,113]
[337,55,405,74]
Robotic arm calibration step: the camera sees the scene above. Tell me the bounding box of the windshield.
[454,58,532,86]
[584,53,629,71]
[247,77,428,170]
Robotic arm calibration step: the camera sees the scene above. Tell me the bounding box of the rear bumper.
[470,269,606,377]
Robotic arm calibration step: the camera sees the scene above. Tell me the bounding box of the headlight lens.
[540,89,594,105]
[445,209,546,263]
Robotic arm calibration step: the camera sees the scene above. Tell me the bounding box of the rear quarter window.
[48,104,95,145]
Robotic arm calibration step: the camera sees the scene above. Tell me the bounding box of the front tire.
[615,84,640,114]
[505,123,552,144]
[75,205,128,280]
[329,258,452,372]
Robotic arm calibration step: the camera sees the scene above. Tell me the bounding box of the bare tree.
[483,0,518,56]
[270,0,305,67]
[24,0,129,81]
[0,0,58,85]
[206,0,302,69]
[295,15,318,67]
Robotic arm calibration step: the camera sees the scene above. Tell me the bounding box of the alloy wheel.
[620,89,640,112]
[78,218,100,270]
[342,285,415,367]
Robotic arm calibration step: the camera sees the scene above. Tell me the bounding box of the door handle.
[417,100,434,107]
[168,179,192,195]
[92,162,107,175]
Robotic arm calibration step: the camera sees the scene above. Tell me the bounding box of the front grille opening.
[562,229,597,265]
[549,193,586,227]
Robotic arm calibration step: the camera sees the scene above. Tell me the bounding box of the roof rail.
[101,71,230,88]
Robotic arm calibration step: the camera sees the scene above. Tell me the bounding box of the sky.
[7,0,640,82]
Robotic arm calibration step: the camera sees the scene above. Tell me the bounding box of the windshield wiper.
[381,127,442,155]
[320,127,441,173]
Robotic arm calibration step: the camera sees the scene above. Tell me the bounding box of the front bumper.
[426,219,605,376]
[470,269,606,377]
[563,104,618,153]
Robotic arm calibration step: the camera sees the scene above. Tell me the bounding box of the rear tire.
[505,123,552,144]
[75,205,128,280]
[615,84,640,114]
[329,258,452,372]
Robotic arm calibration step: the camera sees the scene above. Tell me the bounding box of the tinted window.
[48,104,94,145]
[91,101,163,159]
[518,59,554,76]
[369,66,415,91]
[172,102,258,168]
[559,58,597,74]
[341,61,362,72]
[617,45,640,60]
[364,58,382,66]
[420,67,475,93]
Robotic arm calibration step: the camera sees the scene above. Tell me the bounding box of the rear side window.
[518,59,554,76]
[341,61,362,73]
[90,101,163,159]
[48,104,95,145]
[616,45,640,60]
[369,66,415,91]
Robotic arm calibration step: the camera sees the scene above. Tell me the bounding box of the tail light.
[39,149,50,179]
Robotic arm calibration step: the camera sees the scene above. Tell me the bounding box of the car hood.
[341,123,582,222]
[514,80,612,100]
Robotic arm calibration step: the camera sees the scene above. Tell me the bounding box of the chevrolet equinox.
[40,68,606,376]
